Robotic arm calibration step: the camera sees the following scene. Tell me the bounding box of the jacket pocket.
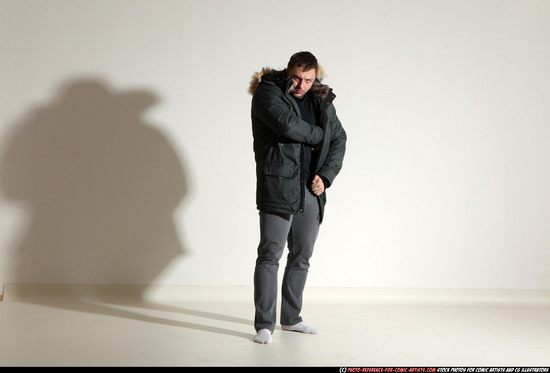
[263,145,299,177]
[259,145,300,206]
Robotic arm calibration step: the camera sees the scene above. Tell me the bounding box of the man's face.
[287,65,316,99]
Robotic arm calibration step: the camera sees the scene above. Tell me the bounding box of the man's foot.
[281,321,318,334]
[254,329,272,344]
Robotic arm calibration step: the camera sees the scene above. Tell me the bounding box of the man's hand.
[311,175,325,196]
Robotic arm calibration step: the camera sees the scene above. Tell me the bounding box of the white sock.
[281,321,318,334]
[254,329,272,344]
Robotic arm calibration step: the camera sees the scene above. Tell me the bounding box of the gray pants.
[254,191,320,332]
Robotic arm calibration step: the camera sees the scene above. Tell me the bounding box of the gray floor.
[1,285,549,367]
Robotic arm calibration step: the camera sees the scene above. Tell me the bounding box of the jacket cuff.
[319,175,331,189]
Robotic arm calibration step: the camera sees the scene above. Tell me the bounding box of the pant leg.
[253,211,292,332]
[281,191,320,326]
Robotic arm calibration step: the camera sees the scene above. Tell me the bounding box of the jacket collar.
[248,67,331,100]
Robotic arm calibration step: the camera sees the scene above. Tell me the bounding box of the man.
[249,51,346,344]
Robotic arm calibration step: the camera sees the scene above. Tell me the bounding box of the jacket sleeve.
[317,104,347,188]
[252,83,324,145]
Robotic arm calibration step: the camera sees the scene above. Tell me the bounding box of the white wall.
[1,0,549,289]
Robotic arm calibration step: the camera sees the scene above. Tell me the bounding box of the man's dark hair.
[287,51,318,73]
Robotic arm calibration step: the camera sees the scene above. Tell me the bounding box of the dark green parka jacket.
[249,67,347,222]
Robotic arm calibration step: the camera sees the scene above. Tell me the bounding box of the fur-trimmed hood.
[248,66,331,100]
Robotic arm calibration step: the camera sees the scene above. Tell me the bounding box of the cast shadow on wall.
[0,78,251,339]
[0,78,187,285]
